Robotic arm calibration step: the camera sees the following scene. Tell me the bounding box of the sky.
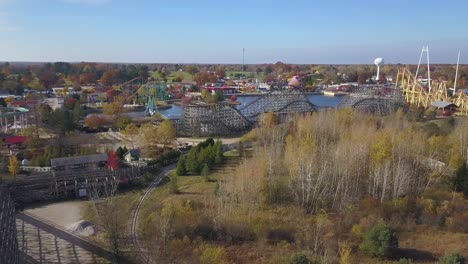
[0,0,467,64]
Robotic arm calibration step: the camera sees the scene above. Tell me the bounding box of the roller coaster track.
[396,67,468,115]
[337,85,406,115]
[130,164,175,264]
[115,77,146,91]
[238,90,318,120]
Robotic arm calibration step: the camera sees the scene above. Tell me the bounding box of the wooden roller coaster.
[395,67,468,115]
[0,186,20,264]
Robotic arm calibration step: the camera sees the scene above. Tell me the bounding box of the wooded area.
[137,110,468,263]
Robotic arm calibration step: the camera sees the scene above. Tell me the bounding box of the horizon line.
[1,60,466,66]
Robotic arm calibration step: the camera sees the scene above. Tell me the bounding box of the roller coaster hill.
[395,67,468,115]
[110,69,467,137]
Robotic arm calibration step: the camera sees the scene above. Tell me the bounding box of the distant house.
[52,87,75,95]
[0,90,11,99]
[12,100,39,109]
[206,86,237,95]
[51,153,108,171]
[124,149,140,162]
[3,136,28,148]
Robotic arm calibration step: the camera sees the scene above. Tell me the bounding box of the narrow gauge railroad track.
[130,164,175,264]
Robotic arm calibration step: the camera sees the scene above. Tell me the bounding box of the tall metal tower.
[242,48,245,72]
[454,51,461,94]
[415,46,431,92]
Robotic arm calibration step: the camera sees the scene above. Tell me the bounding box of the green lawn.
[150,71,194,83]
[226,71,261,79]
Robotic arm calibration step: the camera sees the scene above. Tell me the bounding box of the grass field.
[226,71,261,79]
[151,71,194,83]
[140,154,239,216]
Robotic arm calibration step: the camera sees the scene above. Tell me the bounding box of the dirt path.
[24,200,88,229]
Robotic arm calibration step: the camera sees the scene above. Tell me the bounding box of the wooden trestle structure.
[5,165,151,204]
[338,85,407,115]
[238,90,317,121]
[395,67,468,115]
[179,90,318,137]
[0,186,20,264]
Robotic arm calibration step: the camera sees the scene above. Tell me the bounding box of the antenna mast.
[242,48,245,73]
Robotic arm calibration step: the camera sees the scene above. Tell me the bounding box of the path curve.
[130,164,175,264]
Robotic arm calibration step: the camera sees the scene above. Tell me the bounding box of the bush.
[453,161,468,196]
[115,115,132,130]
[396,259,413,264]
[438,253,465,264]
[360,223,399,258]
[290,253,309,264]
[169,173,180,194]
[199,245,229,264]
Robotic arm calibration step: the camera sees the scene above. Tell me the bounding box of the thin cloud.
[62,0,111,5]
[0,9,15,32]
[0,25,16,32]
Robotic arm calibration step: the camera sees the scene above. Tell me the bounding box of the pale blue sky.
[0,0,467,64]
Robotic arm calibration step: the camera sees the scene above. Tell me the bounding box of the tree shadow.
[393,248,437,262]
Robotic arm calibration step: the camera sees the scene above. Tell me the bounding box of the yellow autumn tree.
[4,96,14,106]
[9,156,20,177]
[157,120,176,144]
[103,94,126,119]
[122,123,139,149]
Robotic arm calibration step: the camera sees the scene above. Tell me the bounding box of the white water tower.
[374,58,384,81]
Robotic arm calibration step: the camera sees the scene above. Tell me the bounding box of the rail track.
[130,164,175,264]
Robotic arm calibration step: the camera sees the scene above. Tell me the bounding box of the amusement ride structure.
[395,48,468,115]
[0,107,30,133]
[178,83,318,136]
[137,81,168,115]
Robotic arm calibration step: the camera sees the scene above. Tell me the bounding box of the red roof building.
[4,136,28,145]
[11,100,39,108]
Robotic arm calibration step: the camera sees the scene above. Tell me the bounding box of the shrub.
[199,245,229,264]
[84,114,108,129]
[396,259,413,264]
[453,161,468,196]
[290,253,309,264]
[360,223,398,258]
[351,224,364,239]
[115,115,132,130]
[439,253,465,264]
[169,173,180,194]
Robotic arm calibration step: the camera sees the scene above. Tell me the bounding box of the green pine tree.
[214,140,224,164]
[186,147,200,174]
[176,155,187,176]
[201,163,210,182]
[454,162,468,196]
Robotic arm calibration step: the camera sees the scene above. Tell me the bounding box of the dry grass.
[400,226,468,259]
